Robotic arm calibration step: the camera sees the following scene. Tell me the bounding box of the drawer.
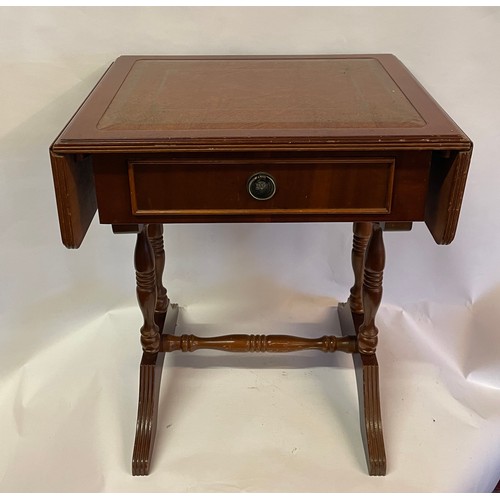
[128,158,395,216]
[93,151,431,224]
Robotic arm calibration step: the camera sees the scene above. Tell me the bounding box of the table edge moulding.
[49,54,473,477]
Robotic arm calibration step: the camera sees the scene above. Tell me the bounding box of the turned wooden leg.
[148,223,169,316]
[133,224,162,476]
[135,225,160,353]
[339,222,386,476]
[358,222,386,475]
[358,223,385,355]
[348,222,372,314]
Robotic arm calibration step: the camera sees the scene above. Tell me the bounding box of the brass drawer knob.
[247,172,276,201]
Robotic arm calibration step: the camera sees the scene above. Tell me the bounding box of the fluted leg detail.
[338,302,387,476]
[358,223,385,355]
[132,350,165,476]
[358,354,386,475]
[348,222,373,314]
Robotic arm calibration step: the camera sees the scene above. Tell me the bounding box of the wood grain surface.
[51,54,471,152]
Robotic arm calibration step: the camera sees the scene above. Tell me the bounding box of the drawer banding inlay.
[128,157,395,216]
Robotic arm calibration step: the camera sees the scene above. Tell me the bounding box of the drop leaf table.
[50,55,472,476]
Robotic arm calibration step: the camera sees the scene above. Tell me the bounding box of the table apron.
[92,151,432,224]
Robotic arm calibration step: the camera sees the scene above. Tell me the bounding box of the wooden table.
[50,55,472,477]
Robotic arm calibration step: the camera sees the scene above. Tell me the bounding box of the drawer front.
[128,158,395,216]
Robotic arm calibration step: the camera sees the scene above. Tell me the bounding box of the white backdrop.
[1,6,499,493]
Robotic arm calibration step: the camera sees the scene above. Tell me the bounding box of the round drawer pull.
[247,172,276,201]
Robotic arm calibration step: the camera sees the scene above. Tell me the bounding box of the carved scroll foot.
[338,302,387,476]
[132,350,165,476]
[354,352,386,476]
[132,303,178,476]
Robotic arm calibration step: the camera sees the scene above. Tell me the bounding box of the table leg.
[340,222,386,476]
[358,222,385,355]
[132,224,163,476]
[348,222,373,314]
[148,223,170,317]
[134,225,160,353]
[133,350,165,476]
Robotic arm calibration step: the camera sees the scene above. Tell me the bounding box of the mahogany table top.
[51,54,470,153]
